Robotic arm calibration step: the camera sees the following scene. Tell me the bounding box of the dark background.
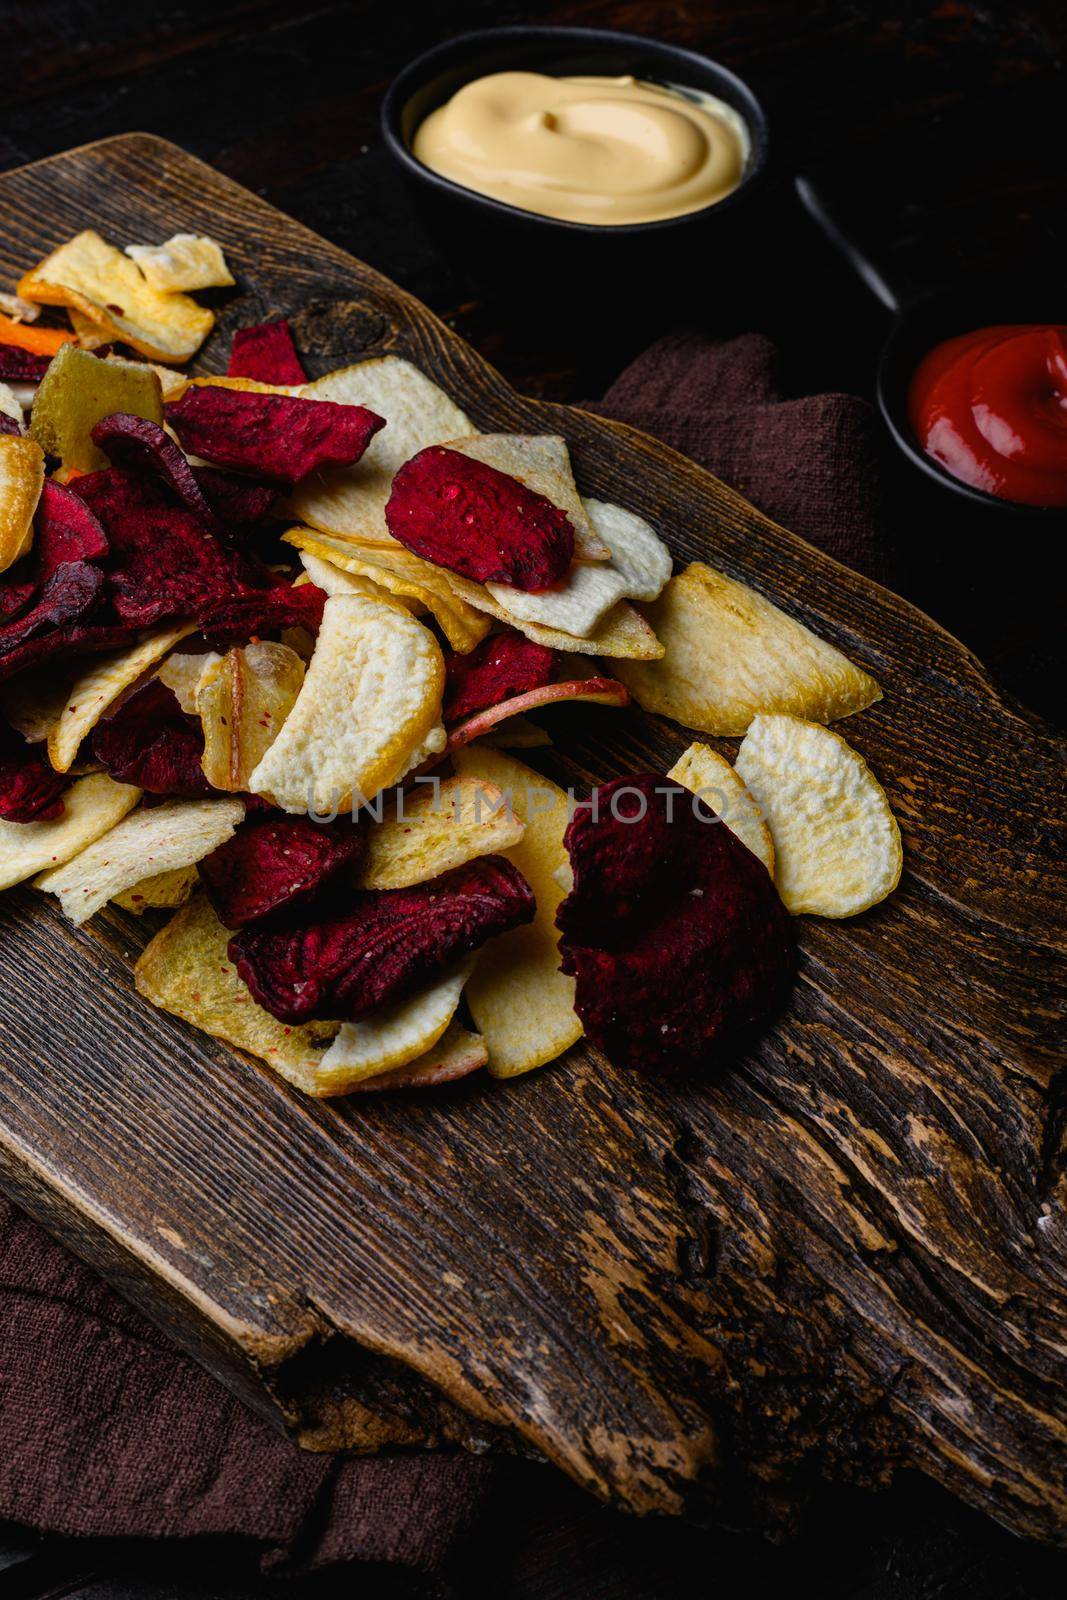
[2,2,1065,1596]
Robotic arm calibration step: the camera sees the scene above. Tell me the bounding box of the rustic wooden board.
[0,135,1063,1544]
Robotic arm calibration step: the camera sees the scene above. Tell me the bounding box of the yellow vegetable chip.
[0,774,140,891]
[298,549,424,613]
[358,776,525,890]
[19,230,215,363]
[444,570,663,659]
[346,1021,487,1092]
[113,864,198,913]
[615,562,881,734]
[30,344,164,473]
[735,714,902,917]
[196,641,306,792]
[317,958,473,1087]
[124,233,234,293]
[668,742,775,876]
[450,746,581,1078]
[47,624,195,773]
[155,649,222,713]
[0,434,44,572]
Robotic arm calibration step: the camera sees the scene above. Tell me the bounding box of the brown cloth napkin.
[0,333,891,1581]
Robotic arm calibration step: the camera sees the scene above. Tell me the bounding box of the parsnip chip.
[447,435,609,561]
[248,595,444,814]
[47,624,196,773]
[135,893,339,1095]
[113,863,197,912]
[0,773,140,891]
[359,775,525,890]
[0,434,44,572]
[395,722,447,781]
[615,562,881,735]
[668,742,775,876]
[283,526,490,653]
[290,356,472,544]
[29,344,164,473]
[347,1021,487,1092]
[124,233,234,293]
[735,714,902,917]
[317,958,473,1087]
[172,374,305,399]
[0,381,24,432]
[450,746,581,1078]
[18,230,215,363]
[196,641,305,792]
[36,797,244,925]
[156,649,222,713]
[298,549,424,613]
[444,570,663,659]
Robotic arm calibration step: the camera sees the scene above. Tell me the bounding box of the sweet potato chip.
[0,771,140,890]
[124,233,235,293]
[614,562,881,735]
[450,745,582,1078]
[0,434,44,572]
[289,356,472,545]
[30,345,165,473]
[443,570,663,659]
[155,649,221,712]
[298,549,423,613]
[668,742,775,876]
[196,640,305,792]
[358,776,525,890]
[19,230,215,363]
[134,893,340,1096]
[36,796,244,925]
[113,863,197,913]
[735,714,902,917]
[317,958,473,1086]
[47,624,195,773]
[283,527,490,653]
[248,595,444,814]
[446,435,608,560]
[346,1021,487,1092]
[166,386,385,486]
[227,320,305,385]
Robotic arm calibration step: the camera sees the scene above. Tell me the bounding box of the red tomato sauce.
[907,324,1067,506]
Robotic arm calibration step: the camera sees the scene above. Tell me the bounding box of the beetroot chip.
[227,320,306,385]
[90,413,219,528]
[0,413,20,437]
[192,467,282,532]
[0,719,70,822]
[443,630,557,724]
[557,773,794,1075]
[166,387,385,486]
[198,578,326,646]
[0,348,50,384]
[386,446,574,591]
[34,480,109,575]
[0,620,132,682]
[230,854,535,1024]
[0,568,35,623]
[0,562,107,681]
[200,811,365,929]
[92,677,213,796]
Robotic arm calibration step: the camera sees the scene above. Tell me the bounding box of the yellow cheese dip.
[412,72,749,226]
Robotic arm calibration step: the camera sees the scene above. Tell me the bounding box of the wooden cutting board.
[0,135,1063,1544]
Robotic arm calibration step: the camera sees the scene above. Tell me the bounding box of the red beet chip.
[192,467,282,533]
[443,629,557,724]
[557,773,794,1075]
[166,387,385,486]
[0,348,50,384]
[0,413,20,437]
[230,854,535,1025]
[227,320,306,385]
[0,569,35,622]
[90,413,219,527]
[198,578,326,647]
[0,620,132,682]
[199,811,365,929]
[92,677,213,796]
[385,446,575,592]
[0,719,70,822]
[0,562,107,682]
[34,480,109,575]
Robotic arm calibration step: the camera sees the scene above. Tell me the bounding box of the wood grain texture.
[0,135,1063,1543]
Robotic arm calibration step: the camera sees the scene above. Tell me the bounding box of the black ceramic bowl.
[381,26,769,301]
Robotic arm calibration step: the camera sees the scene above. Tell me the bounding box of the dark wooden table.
[2,3,1065,1596]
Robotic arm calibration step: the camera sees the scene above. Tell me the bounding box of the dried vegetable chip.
[229,854,534,1024]
[614,562,881,735]
[124,233,234,293]
[446,675,628,753]
[358,775,525,890]
[93,677,213,796]
[90,413,219,525]
[227,320,305,385]
[0,312,75,357]
[156,650,221,712]
[0,347,51,385]
[443,569,663,659]
[19,230,215,362]
[386,445,575,591]
[447,435,608,560]
[113,864,197,913]
[199,810,365,929]
[0,718,69,821]
[668,742,775,876]
[735,714,903,917]
[0,563,108,683]
[32,479,109,573]
[192,467,281,533]
[0,383,24,434]
[166,386,384,485]
[557,773,794,1075]
[443,631,556,724]
[30,345,165,473]
[47,622,195,773]
[346,1021,487,1092]
[196,641,306,792]
[249,595,445,814]
[317,958,473,1085]
[36,796,244,925]
[298,549,423,612]
[0,771,140,890]
[450,745,581,1078]
[0,434,44,572]
[290,356,472,545]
